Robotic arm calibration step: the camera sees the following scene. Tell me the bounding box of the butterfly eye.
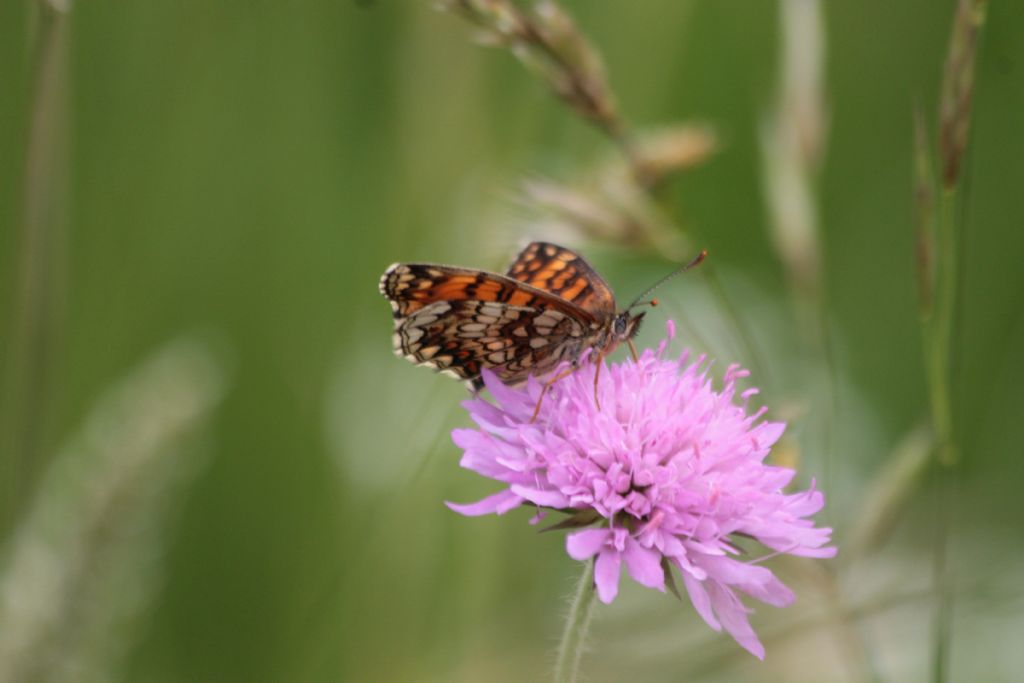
[614,315,628,336]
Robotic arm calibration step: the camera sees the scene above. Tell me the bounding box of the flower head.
[447,321,835,659]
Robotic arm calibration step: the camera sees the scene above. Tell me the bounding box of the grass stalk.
[921,1,988,680]
[759,0,834,419]
[1,0,71,528]
[930,462,955,683]
[927,190,958,467]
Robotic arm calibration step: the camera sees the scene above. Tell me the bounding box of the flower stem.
[553,560,597,683]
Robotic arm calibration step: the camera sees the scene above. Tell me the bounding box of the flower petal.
[566,528,610,560]
[707,581,765,660]
[697,555,794,607]
[623,537,665,591]
[751,421,786,449]
[594,550,622,603]
[445,489,523,516]
[681,570,719,631]
[509,484,569,508]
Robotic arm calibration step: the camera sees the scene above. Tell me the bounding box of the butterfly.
[379,241,705,413]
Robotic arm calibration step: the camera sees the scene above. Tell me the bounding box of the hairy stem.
[553,561,597,683]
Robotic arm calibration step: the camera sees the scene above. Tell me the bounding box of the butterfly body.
[379,242,644,389]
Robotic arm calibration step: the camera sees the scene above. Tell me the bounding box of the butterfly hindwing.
[389,290,594,386]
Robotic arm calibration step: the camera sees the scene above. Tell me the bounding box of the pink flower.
[447,321,835,659]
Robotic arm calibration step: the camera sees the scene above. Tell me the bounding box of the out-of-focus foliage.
[1,1,1022,681]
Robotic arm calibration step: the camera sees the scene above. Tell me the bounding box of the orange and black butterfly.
[379,242,705,395]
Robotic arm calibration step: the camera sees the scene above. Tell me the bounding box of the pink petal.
[707,581,765,660]
[671,547,707,581]
[594,550,622,604]
[698,554,762,583]
[482,370,531,416]
[777,540,837,558]
[681,571,719,631]
[752,421,786,448]
[759,466,796,489]
[623,537,665,591]
[751,574,794,607]
[445,489,523,516]
[509,484,569,508]
[450,428,488,451]
[698,555,794,607]
[566,528,610,560]
[457,397,503,425]
[459,449,518,479]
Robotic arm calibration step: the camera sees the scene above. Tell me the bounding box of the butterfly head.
[613,310,646,343]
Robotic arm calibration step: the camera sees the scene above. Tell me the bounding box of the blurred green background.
[1,1,1022,681]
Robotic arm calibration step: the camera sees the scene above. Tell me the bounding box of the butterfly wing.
[506,242,617,317]
[380,264,598,386]
[380,263,567,317]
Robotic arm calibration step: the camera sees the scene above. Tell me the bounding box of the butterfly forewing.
[381,263,574,317]
[506,242,617,316]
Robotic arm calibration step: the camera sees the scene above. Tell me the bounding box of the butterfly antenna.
[627,249,707,310]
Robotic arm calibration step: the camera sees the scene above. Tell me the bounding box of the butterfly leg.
[627,338,639,362]
[592,353,604,412]
[530,366,576,423]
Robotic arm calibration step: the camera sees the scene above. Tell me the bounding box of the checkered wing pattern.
[506,242,617,317]
[380,263,600,387]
